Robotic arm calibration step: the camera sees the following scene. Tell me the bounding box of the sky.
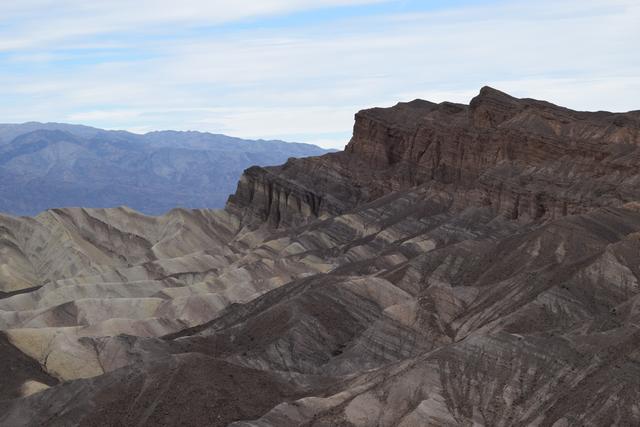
[0,0,638,148]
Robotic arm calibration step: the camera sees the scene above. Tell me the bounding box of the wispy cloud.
[0,1,391,50]
[0,0,638,148]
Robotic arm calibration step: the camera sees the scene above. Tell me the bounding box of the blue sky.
[0,0,638,148]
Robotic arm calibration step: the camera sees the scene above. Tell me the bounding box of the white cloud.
[67,110,144,122]
[0,0,390,51]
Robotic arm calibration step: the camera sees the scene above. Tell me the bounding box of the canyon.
[1,87,640,426]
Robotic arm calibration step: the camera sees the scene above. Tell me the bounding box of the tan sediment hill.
[2,87,640,426]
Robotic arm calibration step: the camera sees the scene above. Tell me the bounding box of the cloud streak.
[0,1,390,51]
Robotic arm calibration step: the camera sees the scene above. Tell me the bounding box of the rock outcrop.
[232,87,640,228]
[2,87,640,426]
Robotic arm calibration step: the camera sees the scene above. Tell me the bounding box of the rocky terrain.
[2,87,640,426]
[0,123,331,215]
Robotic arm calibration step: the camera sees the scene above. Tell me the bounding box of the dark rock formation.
[0,333,58,401]
[231,87,640,228]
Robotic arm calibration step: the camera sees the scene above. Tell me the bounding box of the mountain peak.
[476,85,517,100]
[469,86,522,128]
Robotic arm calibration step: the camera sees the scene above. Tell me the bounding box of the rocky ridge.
[231,87,640,227]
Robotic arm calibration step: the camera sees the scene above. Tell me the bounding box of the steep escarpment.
[227,152,378,227]
[232,87,640,227]
[3,87,640,426]
[347,86,640,220]
[227,160,346,228]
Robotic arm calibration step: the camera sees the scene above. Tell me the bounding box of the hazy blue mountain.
[0,122,333,215]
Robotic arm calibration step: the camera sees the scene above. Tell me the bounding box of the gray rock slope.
[0,123,332,215]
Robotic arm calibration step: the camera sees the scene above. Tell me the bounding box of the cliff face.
[346,86,640,221]
[232,86,640,226]
[226,152,375,227]
[227,159,353,228]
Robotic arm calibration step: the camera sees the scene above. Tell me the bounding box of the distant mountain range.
[0,122,333,215]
